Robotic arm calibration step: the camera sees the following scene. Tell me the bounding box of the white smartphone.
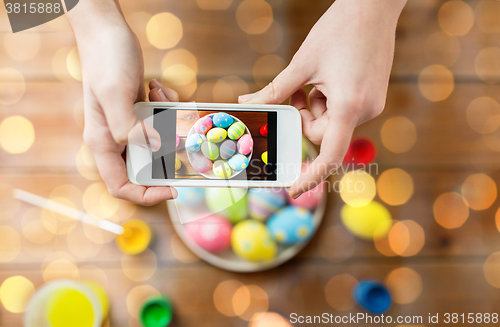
[127,102,302,188]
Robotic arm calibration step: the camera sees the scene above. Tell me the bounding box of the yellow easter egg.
[175,159,182,170]
[231,220,277,261]
[261,151,268,164]
[340,201,392,240]
[213,160,231,179]
[116,219,152,255]
[207,127,227,143]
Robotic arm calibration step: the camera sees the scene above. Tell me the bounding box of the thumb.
[239,60,311,104]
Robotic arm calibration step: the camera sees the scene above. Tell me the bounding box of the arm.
[239,0,407,198]
[67,0,177,204]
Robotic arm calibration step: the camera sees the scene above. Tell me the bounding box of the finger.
[92,148,177,205]
[239,60,311,104]
[150,79,179,102]
[309,87,327,119]
[289,88,307,110]
[289,113,356,199]
[128,121,162,152]
[149,87,169,102]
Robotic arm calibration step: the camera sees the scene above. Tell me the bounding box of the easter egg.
[175,187,205,205]
[340,200,392,240]
[248,188,287,221]
[220,140,236,160]
[237,134,253,155]
[213,160,232,179]
[354,281,392,314]
[185,215,232,253]
[267,206,315,245]
[185,134,203,153]
[344,138,376,165]
[231,220,277,262]
[175,159,182,170]
[286,163,325,210]
[261,151,268,165]
[192,157,212,173]
[260,124,268,137]
[201,141,219,160]
[227,121,246,140]
[205,188,248,223]
[207,128,227,143]
[213,112,234,128]
[194,116,213,134]
[176,133,180,148]
[228,154,249,171]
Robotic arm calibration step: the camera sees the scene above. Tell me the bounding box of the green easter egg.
[205,188,248,223]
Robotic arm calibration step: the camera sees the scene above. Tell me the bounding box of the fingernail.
[150,137,161,151]
[290,191,303,200]
[152,79,163,88]
[239,93,256,103]
[171,187,178,199]
[158,88,167,101]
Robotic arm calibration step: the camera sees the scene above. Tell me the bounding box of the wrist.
[66,0,127,37]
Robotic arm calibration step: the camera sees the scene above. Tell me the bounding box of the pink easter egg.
[287,162,325,210]
[237,134,253,155]
[195,116,213,134]
[176,133,180,148]
[192,157,213,173]
[185,215,232,253]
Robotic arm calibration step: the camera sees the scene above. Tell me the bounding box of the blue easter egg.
[175,187,205,206]
[213,112,234,128]
[185,134,204,153]
[267,206,314,245]
[220,140,236,160]
[353,280,392,314]
[228,154,249,171]
[248,189,287,221]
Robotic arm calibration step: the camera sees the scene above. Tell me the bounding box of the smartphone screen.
[151,108,277,181]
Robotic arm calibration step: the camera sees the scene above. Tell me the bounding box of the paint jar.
[25,280,108,327]
[139,295,173,327]
[116,219,153,255]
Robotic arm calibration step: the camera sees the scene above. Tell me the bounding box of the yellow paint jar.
[116,219,153,255]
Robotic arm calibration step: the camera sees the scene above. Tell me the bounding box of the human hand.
[67,1,177,204]
[239,0,407,199]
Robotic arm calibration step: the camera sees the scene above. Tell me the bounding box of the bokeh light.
[79,265,108,290]
[76,144,101,181]
[67,47,82,81]
[380,116,417,153]
[377,168,414,206]
[0,183,20,221]
[0,68,25,105]
[340,201,392,240]
[67,226,102,259]
[318,225,355,263]
[0,276,35,313]
[214,280,245,317]
[475,47,500,84]
[438,1,474,36]
[162,64,197,87]
[161,49,198,74]
[483,251,500,288]
[253,54,286,88]
[249,312,292,327]
[247,21,284,54]
[53,47,76,82]
[424,32,460,67]
[466,97,500,134]
[418,65,454,101]
[22,208,54,244]
[197,0,232,10]
[147,13,183,49]
[171,234,199,263]
[433,192,469,229]
[236,0,273,35]
[232,285,269,321]
[0,116,35,154]
[461,173,497,210]
[121,249,158,282]
[4,32,41,61]
[324,274,357,311]
[83,182,119,216]
[43,259,80,282]
[0,225,21,262]
[339,170,376,207]
[213,76,250,103]
[126,285,160,318]
[374,220,398,257]
[385,268,422,304]
[388,220,425,257]
[41,197,78,235]
[475,0,500,33]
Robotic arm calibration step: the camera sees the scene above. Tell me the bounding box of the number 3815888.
[5,3,61,14]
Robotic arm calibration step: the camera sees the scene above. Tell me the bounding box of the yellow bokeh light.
[43,259,80,282]
[76,144,101,181]
[475,47,500,84]
[214,280,245,317]
[340,201,392,240]
[374,220,398,257]
[0,183,20,221]
[126,285,160,318]
[388,220,425,257]
[121,249,158,282]
[247,21,284,54]
[253,54,286,88]
[380,116,417,153]
[197,0,232,10]
[418,65,454,101]
[475,0,500,33]
[41,197,78,235]
[147,13,183,50]
[83,182,120,216]
[466,97,500,134]
[161,49,198,74]
[339,170,376,207]
[0,115,35,154]
[385,268,422,304]
[161,64,196,86]
[424,32,460,67]
[438,0,474,36]
[236,0,273,34]
[80,265,108,290]
[213,76,250,103]
[53,47,75,82]
[318,225,355,263]
[324,274,357,311]
[495,207,500,232]
[232,285,268,321]
[170,234,199,263]
[377,168,414,206]
[66,227,102,259]
[0,67,25,105]
[0,225,21,262]
[4,32,41,61]
[0,276,35,313]
[67,47,82,81]
[484,251,500,288]
[249,312,292,327]
[22,208,54,244]
[461,173,497,210]
[433,192,469,229]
